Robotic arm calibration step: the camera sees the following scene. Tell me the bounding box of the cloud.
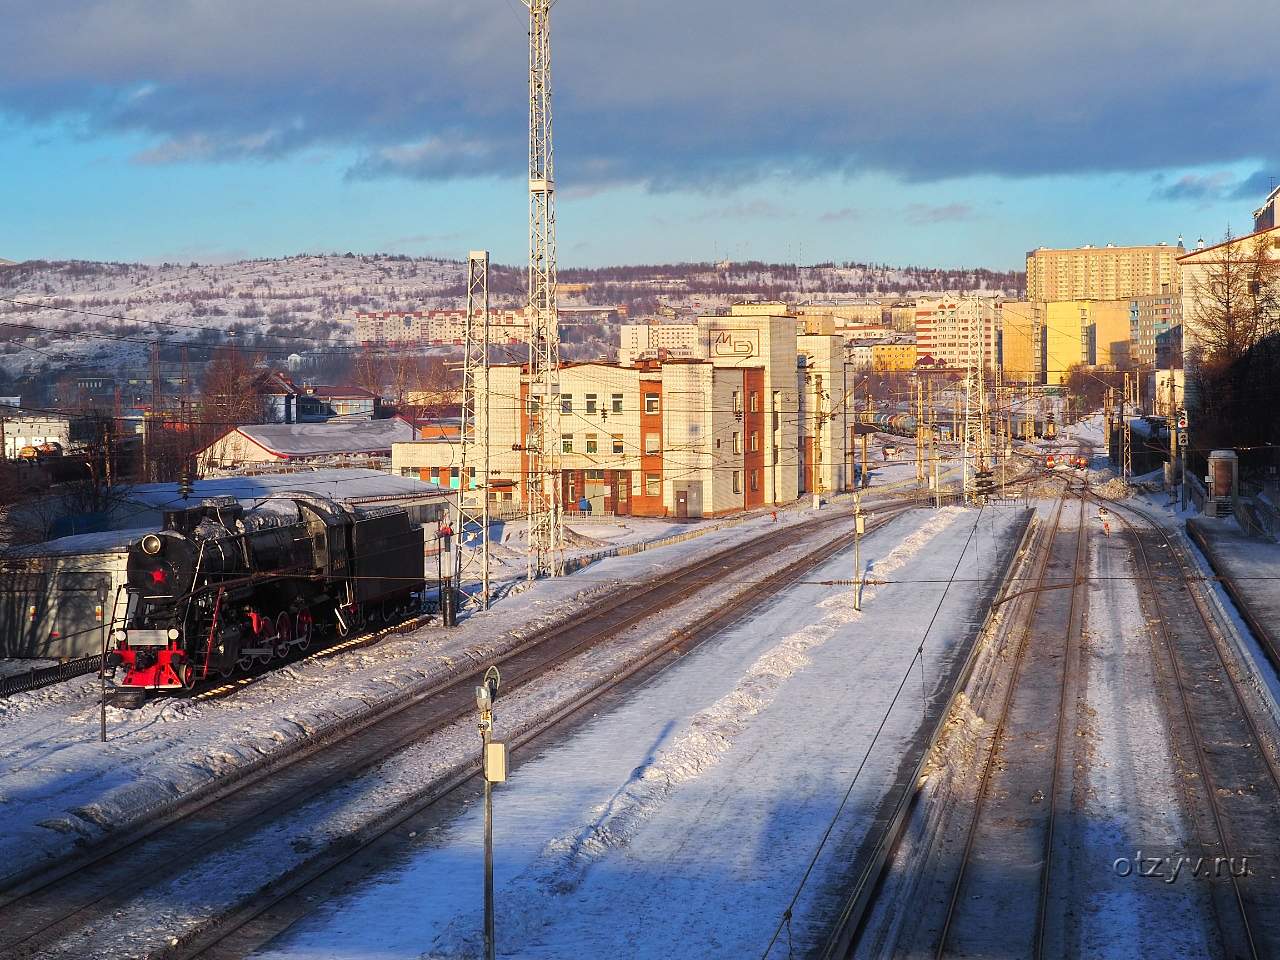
[1,2,1279,191]
[690,199,791,222]
[905,202,976,224]
[1150,169,1276,205]
[819,207,863,223]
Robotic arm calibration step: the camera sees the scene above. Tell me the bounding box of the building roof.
[215,418,416,459]
[123,469,448,512]
[254,370,378,401]
[1176,223,1280,262]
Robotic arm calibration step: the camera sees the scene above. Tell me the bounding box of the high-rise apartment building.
[1129,294,1183,368]
[1025,243,1182,302]
[913,296,999,371]
[1000,301,1042,384]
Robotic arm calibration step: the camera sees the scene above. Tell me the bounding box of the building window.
[749,391,759,413]
[644,433,661,455]
[733,389,742,413]
[612,393,624,413]
[562,434,574,453]
[644,393,660,414]
[732,470,742,494]
[586,469,604,480]
[561,395,573,414]
[645,473,661,496]
[612,434,625,454]
[733,431,742,454]
[586,433,598,453]
[750,431,759,452]
[585,393,598,414]
[750,469,759,492]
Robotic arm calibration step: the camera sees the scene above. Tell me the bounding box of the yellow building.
[871,340,917,373]
[1000,301,1042,384]
[1089,299,1132,368]
[1043,301,1091,385]
[1026,243,1182,302]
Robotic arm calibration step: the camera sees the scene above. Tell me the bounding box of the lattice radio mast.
[523,0,563,579]
[460,251,491,608]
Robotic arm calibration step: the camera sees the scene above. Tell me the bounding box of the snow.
[0,502,860,889]
[233,419,417,457]
[0,526,150,557]
[243,506,1026,960]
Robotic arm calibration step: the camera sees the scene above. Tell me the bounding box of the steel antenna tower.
[523,0,563,579]
[460,251,492,608]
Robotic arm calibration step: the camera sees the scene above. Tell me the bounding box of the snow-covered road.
[246,505,1027,960]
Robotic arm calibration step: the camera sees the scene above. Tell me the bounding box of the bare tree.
[200,346,264,425]
[1189,229,1280,365]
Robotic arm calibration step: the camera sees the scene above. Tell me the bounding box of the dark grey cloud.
[2,1,1279,193]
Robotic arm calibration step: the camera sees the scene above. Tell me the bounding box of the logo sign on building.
[708,329,761,360]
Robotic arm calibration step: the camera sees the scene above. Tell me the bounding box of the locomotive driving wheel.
[295,609,314,651]
[274,612,293,659]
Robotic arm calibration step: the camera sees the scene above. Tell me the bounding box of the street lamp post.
[475,665,504,960]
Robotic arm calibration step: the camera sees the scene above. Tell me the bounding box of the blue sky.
[2,1,1276,270]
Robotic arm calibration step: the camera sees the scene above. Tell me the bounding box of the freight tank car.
[109,493,425,691]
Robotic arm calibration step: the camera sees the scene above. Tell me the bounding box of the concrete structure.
[198,418,416,470]
[1255,184,1280,232]
[1130,294,1183,368]
[1177,224,1280,371]
[392,309,851,518]
[871,339,918,373]
[913,297,999,371]
[0,406,84,459]
[1000,301,1042,384]
[255,371,381,423]
[1026,242,1183,302]
[618,322,701,365]
[1089,299,1133,368]
[1043,300,1092,385]
[353,309,526,345]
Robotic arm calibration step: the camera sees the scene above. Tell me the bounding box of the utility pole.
[914,377,924,488]
[853,488,864,611]
[812,373,825,508]
[460,251,492,609]
[1121,374,1133,481]
[861,392,872,487]
[523,0,563,580]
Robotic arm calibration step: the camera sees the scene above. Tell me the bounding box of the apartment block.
[1000,301,1042,384]
[1129,294,1183,368]
[1025,243,1182,302]
[618,322,701,365]
[1043,301,1092,385]
[353,309,527,345]
[1089,300,1133,368]
[913,297,999,370]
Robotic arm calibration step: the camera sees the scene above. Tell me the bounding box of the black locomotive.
[110,492,426,691]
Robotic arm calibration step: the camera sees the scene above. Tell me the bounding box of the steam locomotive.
[109,492,426,691]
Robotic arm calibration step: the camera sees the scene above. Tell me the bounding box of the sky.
[2,0,1278,271]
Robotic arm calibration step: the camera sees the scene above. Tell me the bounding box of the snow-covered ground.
[0,502,862,889]
[240,505,1025,960]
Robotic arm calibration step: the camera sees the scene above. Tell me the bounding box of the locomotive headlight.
[141,534,163,556]
[167,628,180,641]
[112,629,127,643]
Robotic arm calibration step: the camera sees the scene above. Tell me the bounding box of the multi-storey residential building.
[871,339,918,373]
[1129,294,1183,368]
[1043,300,1092,385]
[617,322,701,365]
[1000,301,1042,384]
[1025,243,1182,302]
[1089,300,1133,368]
[352,309,526,345]
[913,297,999,371]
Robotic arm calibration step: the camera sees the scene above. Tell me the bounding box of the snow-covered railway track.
[1100,498,1280,960]
[0,503,911,960]
[923,494,1088,959]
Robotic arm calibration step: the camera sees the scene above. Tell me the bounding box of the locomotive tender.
[110,492,426,690]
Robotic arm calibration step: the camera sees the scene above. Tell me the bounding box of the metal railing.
[0,654,102,698]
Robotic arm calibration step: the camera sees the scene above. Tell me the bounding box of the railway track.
[1094,496,1280,959]
[923,493,1088,959]
[0,501,911,960]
